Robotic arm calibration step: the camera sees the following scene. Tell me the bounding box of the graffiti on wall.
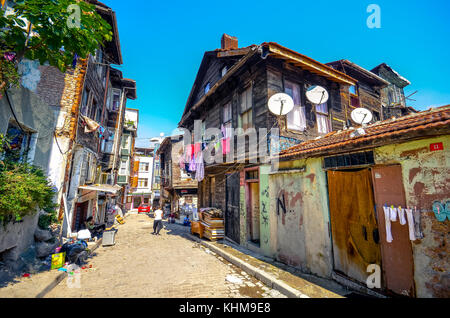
[276,191,287,215]
[432,200,450,222]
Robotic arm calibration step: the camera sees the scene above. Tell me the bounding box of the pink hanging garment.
[222,137,230,155]
[405,208,416,241]
[383,206,393,243]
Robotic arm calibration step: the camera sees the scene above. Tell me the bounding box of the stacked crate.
[200,209,224,241]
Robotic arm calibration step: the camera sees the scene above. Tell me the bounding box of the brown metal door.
[328,169,381,285]
[225,172,241,244]
[372,165,415,297]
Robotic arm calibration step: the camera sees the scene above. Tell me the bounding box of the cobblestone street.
[43,214,287,298]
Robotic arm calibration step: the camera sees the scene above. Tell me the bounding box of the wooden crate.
[191,221,204,239]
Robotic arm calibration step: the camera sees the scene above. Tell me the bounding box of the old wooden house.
[157,135,198,218]
[178,34,404,254]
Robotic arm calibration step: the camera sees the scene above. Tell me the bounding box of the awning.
[79,184,122,195]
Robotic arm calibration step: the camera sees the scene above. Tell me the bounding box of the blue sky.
[103,0,450,147]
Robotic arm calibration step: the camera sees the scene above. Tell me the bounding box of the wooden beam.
[269,44,357,86]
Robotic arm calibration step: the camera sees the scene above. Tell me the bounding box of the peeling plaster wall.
[375,135,450,298]
[268,158,333,277]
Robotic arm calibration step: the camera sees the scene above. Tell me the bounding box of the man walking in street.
[152,206,164,235]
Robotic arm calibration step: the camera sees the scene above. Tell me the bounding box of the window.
[120,159,128,175]
[143,198,149,204]
[80,88,91,116]
[122,135,129,149]
[239,87,252,130]
[245,169,259,180]
[223,101,232,133]
[284,80,306,131]
[138,178,148,188]
[316,103,332,134]
[139,162,149,172]
[112,89,121,111]
[323,151,374,169]
[104,131,114,153]
[126,196,132,203]
[4,121,37,163]
[204,83,210,94]
[95,101,102,122]
[349,85,360,108]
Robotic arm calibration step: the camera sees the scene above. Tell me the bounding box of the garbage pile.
[200,207,223,218]
[59,239,89,265]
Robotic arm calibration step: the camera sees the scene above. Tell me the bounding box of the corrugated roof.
[279,105,450,160]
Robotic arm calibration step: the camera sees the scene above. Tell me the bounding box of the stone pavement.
[0,213,346,298]
[36,213,287,298]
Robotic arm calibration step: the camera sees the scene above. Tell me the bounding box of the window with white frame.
[316,103,332,134]
[138,178,148,188]
[239,87,252,130]
[120,159,128,175]
[122,134,129,149]
[112,89,121,111]
[139,162,149,172]
[284,80,306,131]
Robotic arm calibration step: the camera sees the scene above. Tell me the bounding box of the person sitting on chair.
[84,216,106,238]
[183,215,191,226]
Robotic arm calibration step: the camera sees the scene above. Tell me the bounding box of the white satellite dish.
[268,93,294,116]
[351,108,373,125]
[306,85,329,105]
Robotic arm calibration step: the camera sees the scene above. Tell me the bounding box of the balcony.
[124,121,137,131]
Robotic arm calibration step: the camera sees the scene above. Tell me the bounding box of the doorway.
[245,167,260,246]
[248,182,260,244]
[372,165,415,297]
[327,168,381,286]
[225,172,241,244]
[72,201,89,232]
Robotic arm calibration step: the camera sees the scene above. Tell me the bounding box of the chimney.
[221,34,238,50]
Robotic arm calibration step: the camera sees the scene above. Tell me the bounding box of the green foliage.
[0,0,112,89]
[0,134,57,224]
[38,211,57,229]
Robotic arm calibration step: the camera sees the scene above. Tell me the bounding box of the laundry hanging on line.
[383,203,417,243]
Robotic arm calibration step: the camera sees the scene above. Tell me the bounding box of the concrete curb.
[184,233,310,298]
[35,237,103,298]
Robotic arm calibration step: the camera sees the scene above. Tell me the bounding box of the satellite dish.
[268,93,294,116]
[351,108,373,125]
[306,85,329,105]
